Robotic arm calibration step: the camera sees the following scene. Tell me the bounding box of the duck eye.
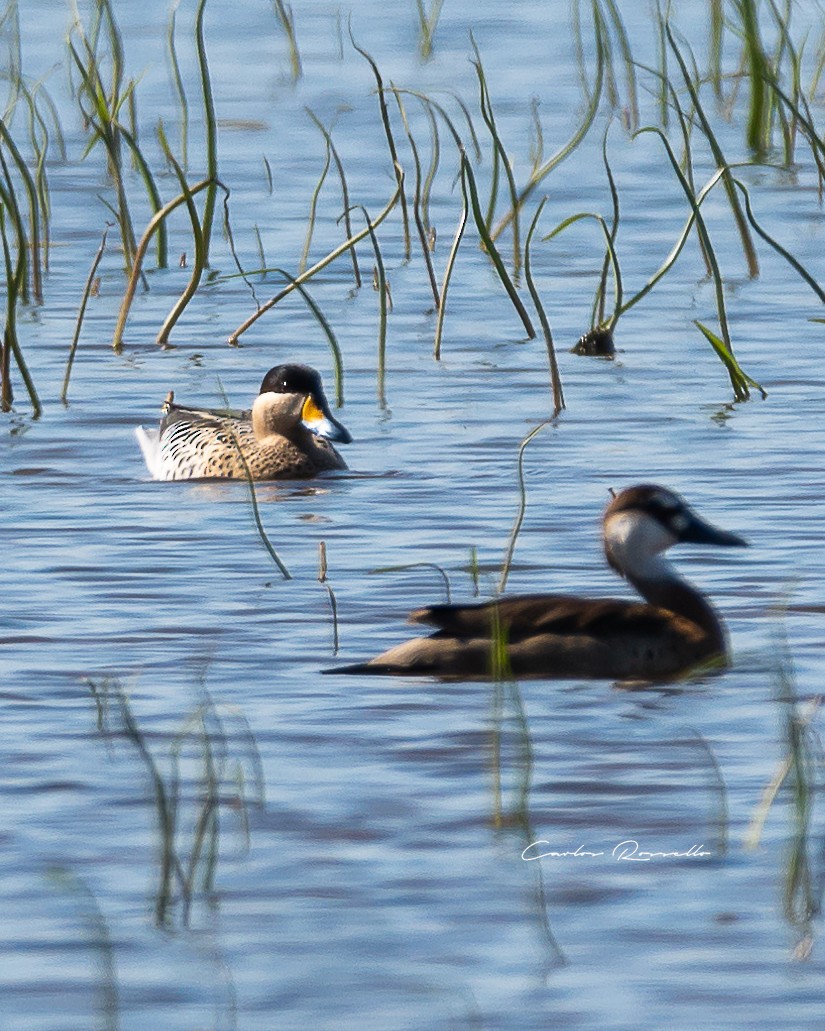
[669,511,690,532]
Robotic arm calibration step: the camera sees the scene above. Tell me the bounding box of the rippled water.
[3,0,825,1027]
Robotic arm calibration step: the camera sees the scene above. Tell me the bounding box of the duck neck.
[625,555,726,652]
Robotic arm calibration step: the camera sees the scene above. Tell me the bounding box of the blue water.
[2,0,825,1027]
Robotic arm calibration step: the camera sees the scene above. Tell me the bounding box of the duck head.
[252,363,352,443]
[603,485,748,581]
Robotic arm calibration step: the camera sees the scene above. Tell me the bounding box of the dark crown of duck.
[260,363,325,396]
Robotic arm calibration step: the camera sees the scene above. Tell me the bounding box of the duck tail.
[135,426,160,479]
[321,661,413,676]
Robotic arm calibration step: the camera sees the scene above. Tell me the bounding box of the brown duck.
[136,364,351,480]
[326,485,747,680]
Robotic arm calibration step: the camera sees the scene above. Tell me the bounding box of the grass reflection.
[487,650,567,970]
[48,869,120,1031]
[745,634,825,959]
[87,677,264,928]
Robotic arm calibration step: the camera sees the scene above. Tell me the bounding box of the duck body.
[326,486,747,682]
[136,364,351,481]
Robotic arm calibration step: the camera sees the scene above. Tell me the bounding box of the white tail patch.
[134,426,161,480]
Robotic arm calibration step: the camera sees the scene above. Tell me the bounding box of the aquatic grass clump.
[543,129,621,358]
[68,0,166,273]
[0,145,41,415]
[665,22,759,280]
[634,120,765,401]
[111,176,219,351]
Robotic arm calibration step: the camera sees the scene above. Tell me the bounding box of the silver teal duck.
[326,485,747,681]
[136,363,351,481]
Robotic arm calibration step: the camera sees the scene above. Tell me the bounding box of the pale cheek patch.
[605,512,678,570]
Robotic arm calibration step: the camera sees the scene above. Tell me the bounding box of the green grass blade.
[391,86,440,308]
[462,154,535,338]
[62,226,108,403]
[491,0,605,242]
[228,178,401,345]
[637,124,762,400]
[265,267,345,406]
[349,28,410,259]
[524,199,564,414]
[732,177,825,304]
[471,37,521,275]
[299,140,331,275]
[167,0,189,169]
[271,0,302,82]
[434,163,469,359]
[666,21,759,277]
[306,109,361,287]
[695,320,765,401]
[499,420,553,593]
[195,0,218,266]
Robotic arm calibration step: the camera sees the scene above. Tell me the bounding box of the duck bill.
[301,393,352,444]
[680,513,748,548]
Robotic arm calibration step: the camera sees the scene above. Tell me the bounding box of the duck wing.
[410,593,677,642]
[159,402,251,434]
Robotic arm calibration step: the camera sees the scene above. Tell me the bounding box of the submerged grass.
[47,870,119,1031]
[369,561,452,604]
